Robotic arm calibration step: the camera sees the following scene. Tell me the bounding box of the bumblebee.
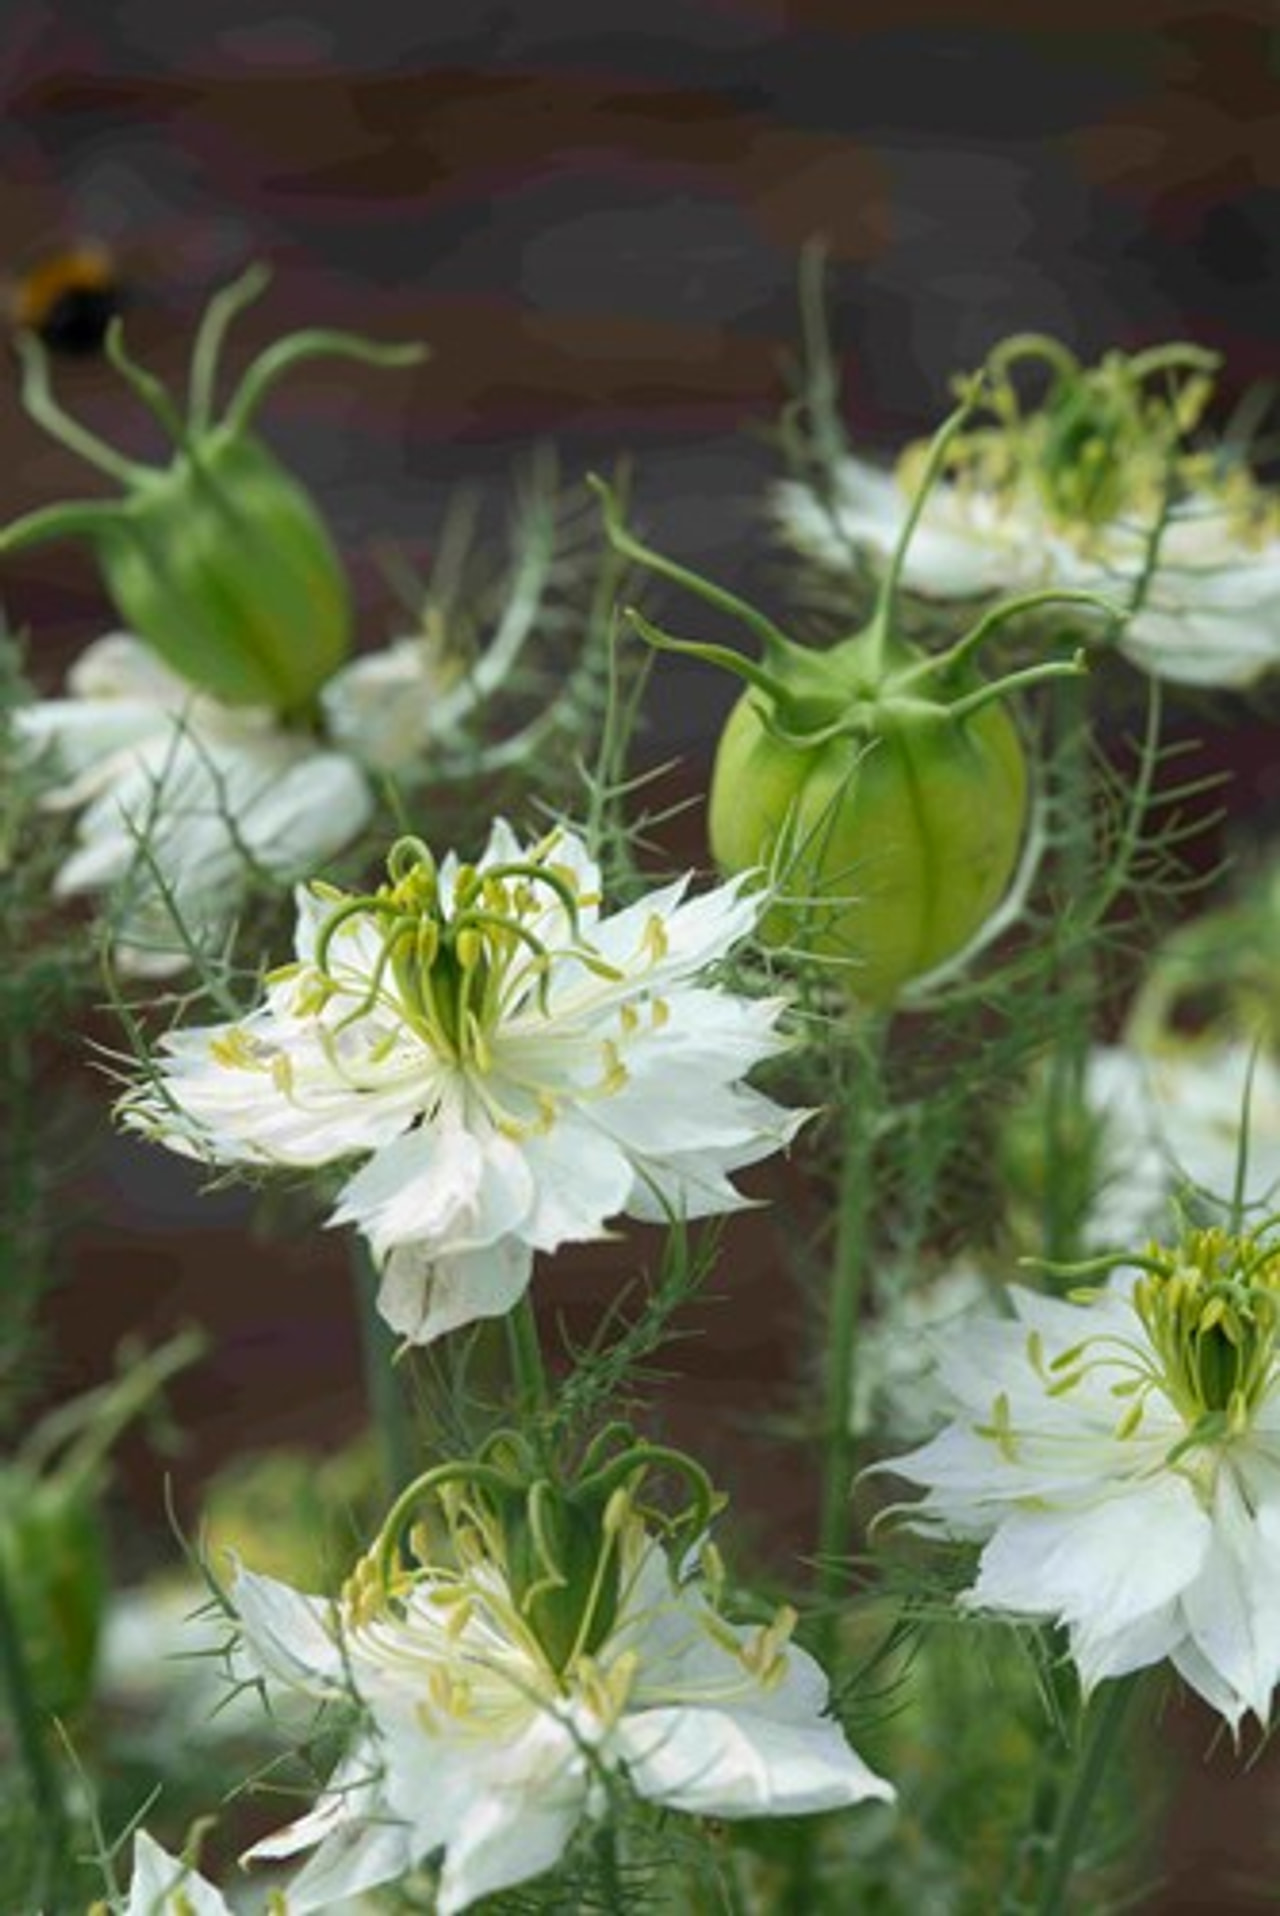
[8,243,125,356]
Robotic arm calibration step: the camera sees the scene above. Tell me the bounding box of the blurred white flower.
[851,1262,993,1442]
[1083,1041,1280,1249]
[321,630,456,776]
[18,634,373,975]
[777,340,1280,688]
[122,820,804,1343]
[121,1831,236,1916]
[232,1521,892,1914]
[880,1226,1280,1728]
[776,458,1054,601]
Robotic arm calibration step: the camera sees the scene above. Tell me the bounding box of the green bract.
[1,264,426,714]
[594,404,1114,1005]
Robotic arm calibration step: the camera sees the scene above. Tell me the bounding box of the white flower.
[776,459,1054,601]
[18,633,373,975]
[121,1831,236,1916]
[880,1227,1280,1728]
[1083,1041,1280,1249]
[321,632,455,776]
[230,1520,892,1914]
[122,819,804,1343]
[851,1262,993,1442]
[776,341,1280,688]
[778,466,1280,689]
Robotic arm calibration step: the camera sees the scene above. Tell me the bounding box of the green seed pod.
[1,264,427,714]
[595,402,1113,1005]
[707,636,1029,1004]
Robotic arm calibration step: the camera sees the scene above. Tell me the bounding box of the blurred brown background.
[4,3,1279,1904]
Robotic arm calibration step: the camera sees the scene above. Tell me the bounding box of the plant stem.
[1041,670,1095,1268]
[1035,1677,1135,1915]
[507,1292,549,1419]
[0,1550,70,1908]
[594,1812,626,1912]
[816,1015,886,1654]
[350,1240,416,1497]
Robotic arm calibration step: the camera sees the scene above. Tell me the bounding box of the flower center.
[1131,1226,1280,1443]
[900,337,1278,552]
[312,831,619,1069]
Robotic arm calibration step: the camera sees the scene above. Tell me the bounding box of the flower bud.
[1,264,426,715]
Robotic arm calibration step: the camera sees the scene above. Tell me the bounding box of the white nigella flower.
[119,1830,242,1916]
[1083,1041,1280,1250]
[229,1448,892,1914]
[19,633,373,976]
[777,337,1280,687]
[851,1262,993,1443]
[121,819,803,1342]
[880,1224,1280,1728]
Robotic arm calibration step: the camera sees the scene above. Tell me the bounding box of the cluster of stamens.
[327,1430,792,1737]
[304,833,618,1068]
[899,336,1277,553]
[983,1226,1280,1476]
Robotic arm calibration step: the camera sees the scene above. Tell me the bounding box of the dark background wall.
[4,0,1277,745]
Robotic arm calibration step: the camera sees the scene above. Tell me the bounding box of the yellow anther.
[977,1391,1019,1462]
[270,1053,295,1096]
[602,1485,632,1536]
[599,1040,628,1097]
[1114,1398,1146,1441]
[619,1002,639,1035]
[209,1028,265,1071]
[650,996,670,1029]
[456,927,484,971]
[699,1540,727,1594]
[643,914,669,963]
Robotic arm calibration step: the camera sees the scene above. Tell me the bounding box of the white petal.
[968,1481,1211,1638]
[519,1114,636,1250]
[269,1814,412,1914]
[124,1831,231,1916]
[231,1564,346,1694]
[376,1236,534,1344]
[334,1121,535,1263]
[1177,1472,1280,1726]
[620,1688,892,1819]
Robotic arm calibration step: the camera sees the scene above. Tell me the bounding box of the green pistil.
[360,1430,723,1687]
[1133,1226,1280,1442]
[904,337,1276,548]
[312,836,616,1069]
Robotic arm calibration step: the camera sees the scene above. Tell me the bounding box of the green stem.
[350,1240,417,1498]
[816,1016,887,1655]
[1035,1677,1135,1915]
[507,1293,549,1419]
[1042,670,1096,1267]
[594,1811,626,1912]
[0,1551,70,1908]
